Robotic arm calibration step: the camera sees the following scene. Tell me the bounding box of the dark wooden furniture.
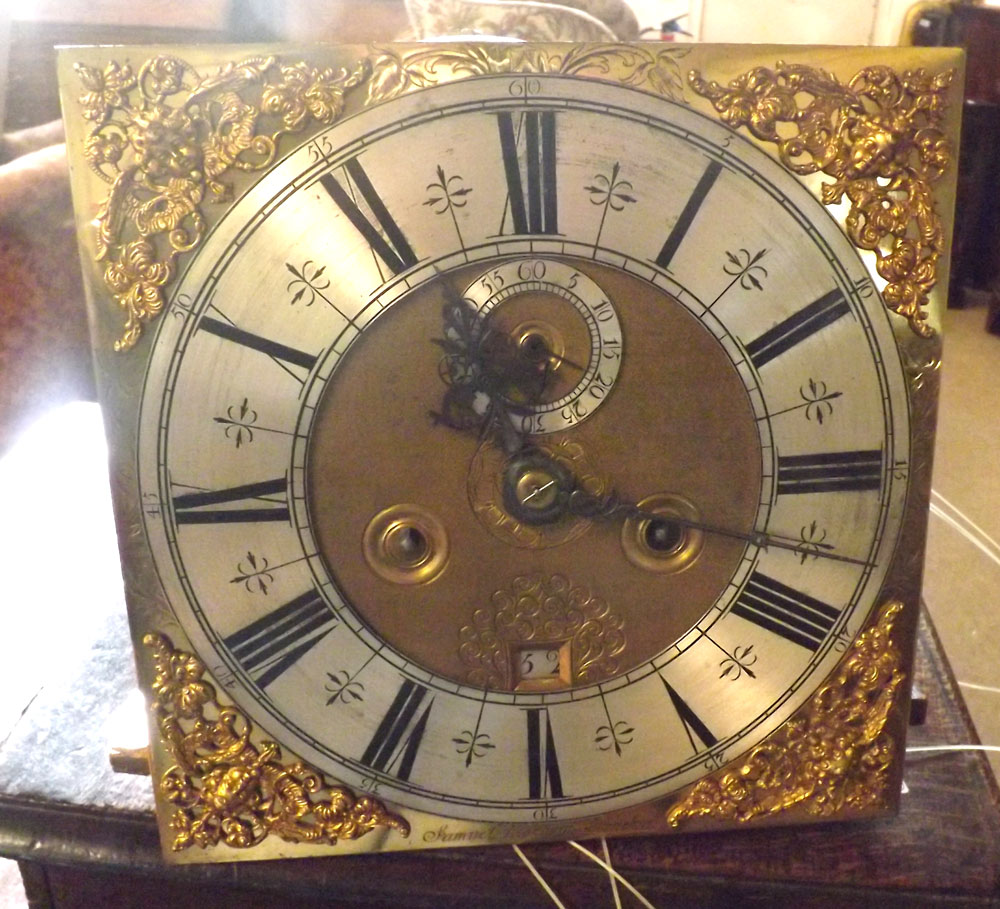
[915,3,1000,330]
[0,605,996,908]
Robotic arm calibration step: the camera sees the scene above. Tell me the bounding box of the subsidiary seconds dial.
[459,257,623,433]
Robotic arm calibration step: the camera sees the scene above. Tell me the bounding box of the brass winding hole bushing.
[362,504,449,585]
[621,493,704,574]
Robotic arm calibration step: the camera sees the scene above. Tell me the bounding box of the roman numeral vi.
[525,707,564,799]
[361,680,434,781]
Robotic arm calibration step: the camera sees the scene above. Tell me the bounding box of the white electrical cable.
[906,744,1000,755]
[601,837,623,909]
[959,681,1000,696]
[929,491,1000,569]
[512,844,569,909]
[568,841,658,909]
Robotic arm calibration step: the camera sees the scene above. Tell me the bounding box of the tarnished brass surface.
[144,633,409,851]
[59,42,962,859]
[307,261,760,686]
[361,43,690,105]
[73,44,691,352]
[74,46,955,349]
[667,600,905,827]
[689,62,954,337]
[468,437,604,550]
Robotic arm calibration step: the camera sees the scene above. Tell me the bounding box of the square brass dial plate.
[58,42,962,863]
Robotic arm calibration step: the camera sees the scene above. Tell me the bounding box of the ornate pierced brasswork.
[365,43,688,106]
[144,632,409,852]
[667,600,905,827]
[689,63,954,337]
[459,573,625,688]
[76,55,370,350]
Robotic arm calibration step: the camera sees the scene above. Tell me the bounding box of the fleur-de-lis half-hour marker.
[452,729,496,765]
[325,670,366,705]
[214,397,258,448]
[585,161,637,249]
[723,247,769,291]
[594,719,635,756]
[231,550,274,594]
[797,520,830,564]
[709,247,769,308]
[800,378,842,424]
[425,165,473,214]
[425,165,472,248]
[286,260,331,307]
[719,644,758,681]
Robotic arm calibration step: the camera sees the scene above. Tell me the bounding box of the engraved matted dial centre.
[305,258,762,689]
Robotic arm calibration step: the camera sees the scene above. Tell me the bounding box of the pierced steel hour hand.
[429,278,564,454]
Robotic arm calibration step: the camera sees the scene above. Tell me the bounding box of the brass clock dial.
[137,71,908,823]
[61,43,959,859]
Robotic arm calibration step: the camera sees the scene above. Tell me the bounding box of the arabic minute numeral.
[854,276,875,298]
[211,663,238,690]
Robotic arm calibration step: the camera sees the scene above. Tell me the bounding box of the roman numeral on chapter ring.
[361,680,434,781]
[319,159,417,274]
[745,289,850,369]
[732,572,841,651]
[199,317,318,371]
[654,159,723,270]
[172,477,289,524]
[223,588,335,688]
[777,450,883,495]
[497,111,558,235]
[525,707,564,799]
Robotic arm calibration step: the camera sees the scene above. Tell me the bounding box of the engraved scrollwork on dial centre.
[458,573,626,690]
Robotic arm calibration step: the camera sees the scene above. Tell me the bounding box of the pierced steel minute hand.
[564,486,872,567]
